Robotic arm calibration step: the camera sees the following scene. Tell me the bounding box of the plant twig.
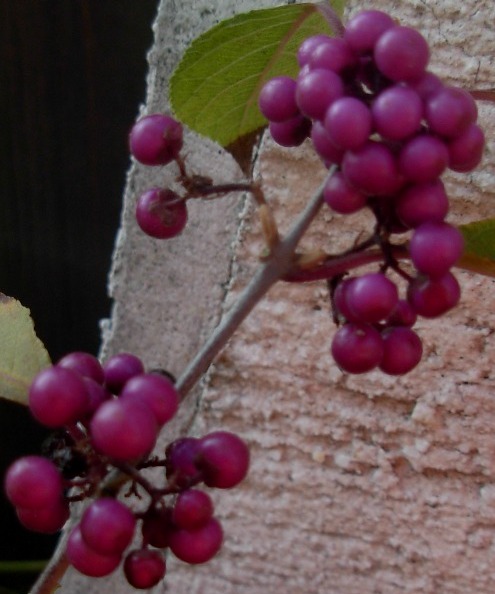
[175,165,337,398]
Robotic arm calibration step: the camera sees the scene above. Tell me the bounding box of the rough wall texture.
[59,1,495,593]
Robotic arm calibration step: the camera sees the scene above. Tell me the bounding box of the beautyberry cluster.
[258,9,484,375]
[4,351,249,589]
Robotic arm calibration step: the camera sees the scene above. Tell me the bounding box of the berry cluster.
[258,9,484,375]
[5,351,249,589]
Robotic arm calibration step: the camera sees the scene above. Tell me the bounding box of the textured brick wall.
[57,1,495,593]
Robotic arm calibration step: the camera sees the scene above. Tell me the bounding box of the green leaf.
[457,218,495,277]
[0,294,51,405]
[170,2,345,151]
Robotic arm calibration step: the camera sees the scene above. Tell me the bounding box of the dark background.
[0,2,159,591]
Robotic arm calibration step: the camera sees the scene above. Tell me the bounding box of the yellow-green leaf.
[0,294,51,405]
[457,218,495,277]
[170,2,345,149]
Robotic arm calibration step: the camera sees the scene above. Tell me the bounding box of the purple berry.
[344,10,395,55]
[124,549,166,589]
[407,272,461,318]
[342,141,403,196]
[447,123,485,172]
[29,366,89,428]
[409,221,464,278]
[136,187,188,240]
[172,489,214,530]
[16,498,70,534]
[57,352,104,384]
[396,180,449,228]
[379,327,423,375]
[196,431,250,489]
[399,135,449,183]
[308,37,357,73]
[296,69,344,120]
[103,352,145,394]
[346,272,399,323]
[310,121,345,164]
[426,86,477,138]
[374,26,430,82]
[258,76,299,122]
[169,517,223,564]
[165,437,202,488]
[67,525,121,578]
[90,399,158,461]
[297,34,332,67]
[5,456,63,509]
[80,498,136,556]
[324,97,372,150]
[372,85,423,141]
[269,115,311,147]
[331,323,384,374]
[129,114,183,166]
[120,372,179,427]
[323,171,367,215]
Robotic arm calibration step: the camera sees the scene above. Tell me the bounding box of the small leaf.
[0,294,51,405]
[457,218,495,277]
[170,1,345,153]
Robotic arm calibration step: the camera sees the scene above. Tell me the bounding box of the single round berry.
[374,25,430,82]
[80,498,136,556]
[258,76,299,122]
[103,352,145,395]
[331,323,384,374]
[67,525,121,578]
[324,97,372,150]
[407,272,461,318]
[124,549,166,590]
[90,399,158,461]
[379,327,423,375]
[16,498,70,534]
[165,437,202,488]
[323,171,367,215]
[297,34,332,67]
[342,141,402,196]
[172,489,214,530]
[344,10,395,55]
[425,86,477,138]
[409,221,464,278]
[372,85,423,141]
[5,456,63,509]
[396,180,449,228]
[169,517,223,564]
[196,431,250,489]
[447,123,485,172]
[296,69,344,120]
[269,115,311,147]
[399,135,449,183]
[120,372,179,427]
[346,273,399,323]
[129,114,183,166]
[29,366,89,428]
[136,187,188,240]
[308,37,357,73]
[333,278,361,322]
[57,352,104,384]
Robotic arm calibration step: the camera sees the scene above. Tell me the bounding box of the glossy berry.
[258,76,299,122]
[331,323,384,374]
[196,431,250,489]
[172,489,214,530]
[29,366,89,428]
[409,222,464,278]
[124,549,166,589]
[136,187,188,239]
[57,352,104,384]
[120,372,179,427]
[346,273,399,323]
[407,272,461,318]
[379,327,423,375]
[169,517,223,564]
[374,26,429,82]
[16,498,70,534]
[103,352,145,395]
[129,114,183,166]
[5,456,63,510]
[80,498,136,555]
[67,526,121,578]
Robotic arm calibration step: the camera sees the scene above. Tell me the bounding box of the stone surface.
[56,1,495,593]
